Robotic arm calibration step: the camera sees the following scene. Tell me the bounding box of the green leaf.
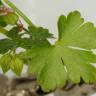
[7,27,20,40]
[28,26,53,45]
[58,15,66,40]
[27,43,67,91]
[0,53,11,73]
[10,56,23,75]
[0,16,7,27]
[0,53,23,75]
[4,12,19,25]
[0,39,16,54]
[14,26,53,49]
[7,27,33,49]
[18,38,33,49]
[26,11,96,92]
[0,0,3,5]
[0,26,8,34]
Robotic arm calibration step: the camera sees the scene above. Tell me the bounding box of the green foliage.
[0,53,23,75]
[28,26,53,40]
[0,16,7,27]
[0,11,18,26]
[3,12,19,25]
[0,53,11,73]
[0,1,52,76]
[1,0,96,93]
[25,11,96,92]
[0,0,2,5]
[28,26,53,45]
[0,39,15,54]
[10,56,23,75]
[7,27,21,40]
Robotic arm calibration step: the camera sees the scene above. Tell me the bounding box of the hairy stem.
[3,0,35,27]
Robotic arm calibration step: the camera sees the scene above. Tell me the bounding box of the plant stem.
[3,0,35,27]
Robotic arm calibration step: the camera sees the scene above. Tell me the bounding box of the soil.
[0,74,96,96]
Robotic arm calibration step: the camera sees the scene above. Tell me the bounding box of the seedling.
[0,0,96,92]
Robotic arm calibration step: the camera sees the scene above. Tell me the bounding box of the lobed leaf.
[26,11,96,92]
[28,26,53,45]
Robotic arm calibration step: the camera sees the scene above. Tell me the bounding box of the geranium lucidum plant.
[0,0,96,92]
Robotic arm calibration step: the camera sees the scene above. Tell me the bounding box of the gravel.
[0,74,96,96]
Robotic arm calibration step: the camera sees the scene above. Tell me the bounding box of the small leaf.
[0,39,16,54]
[28,26,53,45]
[10,56,23,75]
[7,27,33,49]
[0,53,11,73]
[4,12,19,25]
[18,38,33,49]
[0,16,7,27]
[7,27,20,40]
